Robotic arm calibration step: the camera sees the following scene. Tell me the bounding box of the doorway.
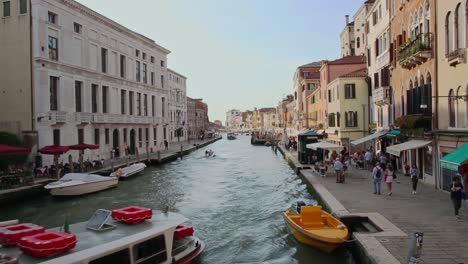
[113,129,120,157]
[130,129,136,155]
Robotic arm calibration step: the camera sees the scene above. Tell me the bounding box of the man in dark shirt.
[451,176,464,219]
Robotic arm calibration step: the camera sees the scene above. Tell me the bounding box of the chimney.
[345,15,349,25]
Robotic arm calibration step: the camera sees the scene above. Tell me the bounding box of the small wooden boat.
[227,133,236,140]
[283,206,349,253]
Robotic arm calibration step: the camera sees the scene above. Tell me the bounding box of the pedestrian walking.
[334,158,344,183]
[372,162,383,195]
[385,165,395,196]
[450,176,464,219]
[410,165,419,194]
[164,140,169,150]
[365,150,373,171]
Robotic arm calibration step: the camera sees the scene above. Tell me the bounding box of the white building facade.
[225,109,241,130]
[167,69,187,143]
[366,0,393,132]
[29,0,172,165]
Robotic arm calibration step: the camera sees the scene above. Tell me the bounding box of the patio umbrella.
[0,144,31,156]
[68,144,99,172]
[38,145,70,179]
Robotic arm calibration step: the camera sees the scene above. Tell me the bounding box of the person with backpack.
[372,162,383,195]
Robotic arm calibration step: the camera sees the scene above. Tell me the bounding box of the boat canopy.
[440,143,468,171]
[61,173,110,182]
[386,140,431,157]
[350,130,388,147]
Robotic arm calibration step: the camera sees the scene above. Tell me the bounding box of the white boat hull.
[47,179,118,196]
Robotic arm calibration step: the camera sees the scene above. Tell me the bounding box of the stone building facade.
[0,0,181,165]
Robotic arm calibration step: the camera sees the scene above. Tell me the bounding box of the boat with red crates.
[0,208,205,264]
[17,231,77,258]
[0,223,45,246]
[111,206,152,224]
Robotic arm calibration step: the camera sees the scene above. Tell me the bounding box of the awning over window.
[386,129,401,137]
[350,131,388,147]
[440,143,468,171]
[386,140,431,157]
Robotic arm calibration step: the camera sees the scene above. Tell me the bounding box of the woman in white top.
[385,165,395,196]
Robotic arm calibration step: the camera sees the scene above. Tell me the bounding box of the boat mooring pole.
[179,145,183,159]
[406,232,423,264]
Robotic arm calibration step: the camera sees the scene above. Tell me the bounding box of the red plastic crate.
[111,206,152,224]
[18,231,77,258]
[0,223,45,246]
[174,225,194,240]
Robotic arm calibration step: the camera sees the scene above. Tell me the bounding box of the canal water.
[0,135,351,263]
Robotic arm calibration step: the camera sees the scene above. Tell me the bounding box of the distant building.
[168,69,188,142]
[0,0,173,165]
[319,56,367,129]
[213,120,223,128]
[326,68,370,150]
[340,15,355,57]
[293,61,322,132]
[225,109,241,129]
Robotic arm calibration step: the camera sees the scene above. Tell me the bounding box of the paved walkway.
[283,148,468,264]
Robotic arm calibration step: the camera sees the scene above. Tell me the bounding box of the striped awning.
[386,140,431,157]
[350,130,388,147]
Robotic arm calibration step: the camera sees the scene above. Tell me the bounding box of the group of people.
[286,138,297,151]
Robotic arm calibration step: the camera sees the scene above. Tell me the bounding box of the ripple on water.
[0,136,348,264]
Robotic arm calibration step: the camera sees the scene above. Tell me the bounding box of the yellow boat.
[283,206,349,253]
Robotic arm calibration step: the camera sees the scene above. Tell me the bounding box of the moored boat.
[44,173,118,196]
[0,209,205,264]
[227,133,236,140]
[283,205,349,253]
[110,163,146,179]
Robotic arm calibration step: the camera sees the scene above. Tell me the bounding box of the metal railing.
[399,33,433,62]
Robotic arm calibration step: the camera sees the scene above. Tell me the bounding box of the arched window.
[357,37,361,49]
[455,3,462,49]
[449,89,456,127]
[445,12,452,55]
[466,0,468,47]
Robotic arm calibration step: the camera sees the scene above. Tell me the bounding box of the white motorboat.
[44,173,118,196]
[0,209,205,264]
[110,163,146,179]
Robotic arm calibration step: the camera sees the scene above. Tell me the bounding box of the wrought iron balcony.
[399,33,433,69]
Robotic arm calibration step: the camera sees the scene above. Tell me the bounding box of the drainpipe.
[433,2,439,189]
[29,0,35,133]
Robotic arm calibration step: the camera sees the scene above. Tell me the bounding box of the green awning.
[440,143,468,171]
[386,129,401,137]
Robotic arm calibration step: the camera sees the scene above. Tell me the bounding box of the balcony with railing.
[74,113,92,124]
[399,33,433,69]
[446,48,466,67]
[91,114,158,125]
[47,111,67,124]
[372,86,391,106]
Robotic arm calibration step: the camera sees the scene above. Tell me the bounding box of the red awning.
[38,145,70,155]
[0,144,31,156]
[68,144,99,150]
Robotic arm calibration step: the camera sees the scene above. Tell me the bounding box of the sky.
[76,0,363,123]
